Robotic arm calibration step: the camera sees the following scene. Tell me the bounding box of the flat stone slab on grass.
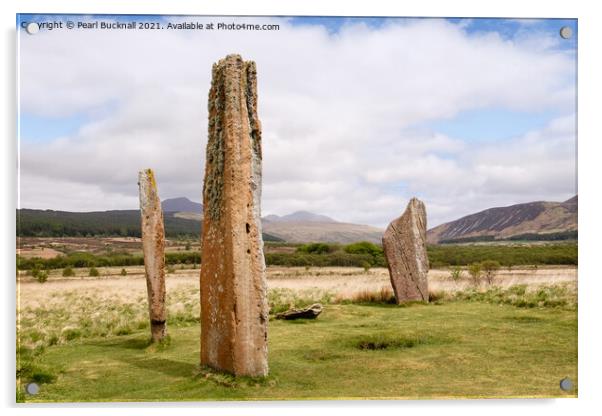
[275,303,323,320]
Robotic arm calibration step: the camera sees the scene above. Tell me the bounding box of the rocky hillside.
[427,196,577,244]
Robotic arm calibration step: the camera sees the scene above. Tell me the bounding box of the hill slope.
[17,207,381,244]
[263,211,336,223]
[162,197,203,213]
[17,209,201,238]
[427,196,577,244]
[261,221,383,244]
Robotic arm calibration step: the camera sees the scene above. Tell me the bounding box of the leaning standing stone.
[382,197,429,303]
[138,168,167,342]
[200,54,268,377]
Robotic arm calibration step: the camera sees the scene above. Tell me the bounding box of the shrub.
[185,242,191,251]
[344,241,386,266]
[167,266,176,274]
[361,260,371,273]
[36,270,48,283]
[481,260,501,285]
[449,266,463,282]
[30,267,41,278]
[120,268,127,276]
[61,327,82,341]
[296,243,336,255]
[62,266,75,277]
[89,267,100,277]
[468,263,482,287]
[426,243,577,266]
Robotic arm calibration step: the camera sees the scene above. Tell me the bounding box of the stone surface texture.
[200,54,268,377]
[382,197,429,303]
[138,168,167,342]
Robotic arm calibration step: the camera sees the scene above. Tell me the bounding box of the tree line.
[17,241,577,271]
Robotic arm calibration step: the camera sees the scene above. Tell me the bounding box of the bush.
[449,266,463,282]
[62,266,75,277]
[481,260,501,285]
[89,267,100,277]
[361,260,371,273]
[468,263,482,287]
[167,266,176,274]
[296,243,336,255]
[344,241,386,266]
[120,268,127,276]
[426,243,577,266]
[36,270,48,283]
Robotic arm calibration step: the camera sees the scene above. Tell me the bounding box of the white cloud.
[18,17,576,227]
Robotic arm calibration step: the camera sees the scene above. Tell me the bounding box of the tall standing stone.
[138,169,167,342]
[200,54,268,377]
[382,197,429,303]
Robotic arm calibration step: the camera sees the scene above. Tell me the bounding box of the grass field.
[21,302,577,401]
[17,266,577,401]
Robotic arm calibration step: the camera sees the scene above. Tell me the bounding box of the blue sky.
[418,108,561,142]
[17,15,577,226]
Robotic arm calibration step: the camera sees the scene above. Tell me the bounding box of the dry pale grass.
[16,247,63,259]
[17,265,577,350]
[18,265,577,309]
[266,266,577,302]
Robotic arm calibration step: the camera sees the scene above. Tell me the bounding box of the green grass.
[19,302,577,402]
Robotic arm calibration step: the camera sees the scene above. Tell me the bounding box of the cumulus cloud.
[18,16,576,227]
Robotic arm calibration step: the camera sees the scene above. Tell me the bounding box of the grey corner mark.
[559,26,573,40]
[559,377,573,391]
[25,22,39,35]
[25,382,39,395]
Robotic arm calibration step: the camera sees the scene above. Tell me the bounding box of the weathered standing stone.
[138,169,167,342]
[382,198,429,303]
[200,54,268,377]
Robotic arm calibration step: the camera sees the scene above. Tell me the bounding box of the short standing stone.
[138,169,167,342]
[382,197,429,303]
[200,54,268,377]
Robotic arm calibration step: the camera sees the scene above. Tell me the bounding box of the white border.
[3,1,601,416]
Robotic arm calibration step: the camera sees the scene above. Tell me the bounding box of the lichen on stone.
[203,61,226,222]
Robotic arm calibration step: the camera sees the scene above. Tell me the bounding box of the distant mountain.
[261,221,383,244]
[259,210,385,243]
[162,197,203,213]
[427,195,578,244]
[17,203,384,244]
[263,210,337,223]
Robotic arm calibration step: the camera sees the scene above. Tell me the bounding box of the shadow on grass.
[97,336,152,350]
[504,315,545,324]
[123,356,198,378]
